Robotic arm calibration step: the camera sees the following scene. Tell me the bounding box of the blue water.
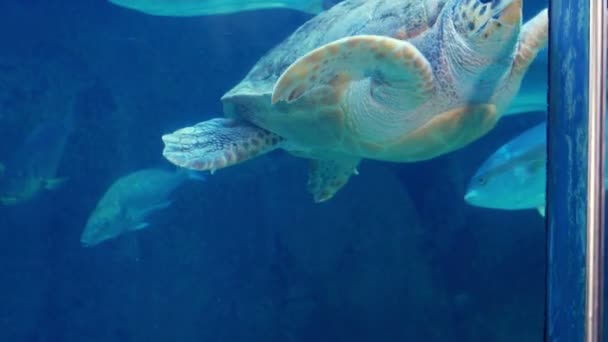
[0,1,548,341]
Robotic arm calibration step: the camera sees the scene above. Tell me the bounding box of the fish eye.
[477,177,487,185]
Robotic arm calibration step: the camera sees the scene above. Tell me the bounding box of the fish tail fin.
[43,177,69,190]
[537,206,545,217]
[131,222,150,231]
[0,196,17,206]
[183,169,206,182]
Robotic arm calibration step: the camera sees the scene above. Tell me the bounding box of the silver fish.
[0,116,73,206]
[81,168,204,247]
[107,0,332,16]
[464,122,547,216]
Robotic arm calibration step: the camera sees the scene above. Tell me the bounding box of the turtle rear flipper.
[162,118,283,173]
[308,157,360,203]
[271,35,435,110]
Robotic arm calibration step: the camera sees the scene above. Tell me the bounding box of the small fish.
[464,122,548,216]
[107,0,334,16]
[0,116,73,206]
[465,117,608,217]
[81,168,204,247]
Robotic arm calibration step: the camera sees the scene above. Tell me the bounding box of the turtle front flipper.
[513,9,548,76]
[271,35,434,109]
[307,157,360,203]
[495,9,547,113]
[162,118,283,173]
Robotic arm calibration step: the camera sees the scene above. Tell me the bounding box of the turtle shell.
[221,0,446,111]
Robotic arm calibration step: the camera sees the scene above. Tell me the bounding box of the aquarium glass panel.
[0,1,550,341]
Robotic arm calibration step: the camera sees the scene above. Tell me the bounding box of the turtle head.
[449,0,522,58]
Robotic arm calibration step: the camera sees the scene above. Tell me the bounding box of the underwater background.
[0,0,550,341]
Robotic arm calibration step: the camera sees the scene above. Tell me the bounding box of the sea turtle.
[162,0,548,202]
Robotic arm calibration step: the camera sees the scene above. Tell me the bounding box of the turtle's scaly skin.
[163,0,548,202]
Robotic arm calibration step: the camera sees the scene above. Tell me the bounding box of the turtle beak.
[498,0,522,26]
